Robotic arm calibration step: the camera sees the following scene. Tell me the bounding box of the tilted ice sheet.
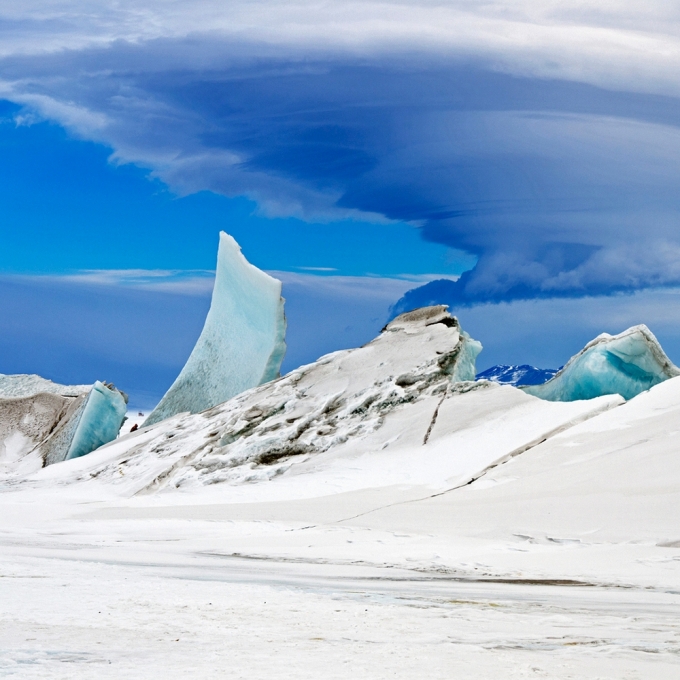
[523,324,680,401]
[65,381,128,461]
[144,231,286,426]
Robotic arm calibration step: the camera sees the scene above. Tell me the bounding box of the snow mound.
[144,231,286,426]
[33,307,619,499]
[476,365,558,386]
[35,306,477,487]
[523,325,680,401]
[0,373,90,398]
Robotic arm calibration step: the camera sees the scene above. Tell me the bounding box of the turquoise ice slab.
[523,325,680,402]
[144,232,287,426]
[65,381,127,460]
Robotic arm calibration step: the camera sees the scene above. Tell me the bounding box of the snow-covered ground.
[1,310,679,678]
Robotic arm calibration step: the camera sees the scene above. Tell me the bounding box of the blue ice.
[65,381,128,460]
[144,232,286,426]
[450,331,483,382]
[522,325,679,402]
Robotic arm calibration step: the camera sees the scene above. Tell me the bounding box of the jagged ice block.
[0,376,127,470]
[523,325,680,402]
[64,381,128,461]
[144,232,286,426]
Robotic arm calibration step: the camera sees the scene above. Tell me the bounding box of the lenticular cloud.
[2,2,680,306]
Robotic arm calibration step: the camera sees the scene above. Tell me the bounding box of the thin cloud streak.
[41,269,218,296]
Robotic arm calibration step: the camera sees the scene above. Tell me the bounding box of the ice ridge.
[70,306,486,490]
[0,378,128,471]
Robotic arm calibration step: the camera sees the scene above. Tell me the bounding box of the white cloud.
[1,1,679,95]
[33,269,217,296]
[2,2,680,304]
[28,268,428,301]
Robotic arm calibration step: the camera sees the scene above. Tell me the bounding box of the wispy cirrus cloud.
[45,269,217,295]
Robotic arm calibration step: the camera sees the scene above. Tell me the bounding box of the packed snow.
[23,306,620,499]
[144,232,286,426]
[0,373,90,398]
[1,305,679,677]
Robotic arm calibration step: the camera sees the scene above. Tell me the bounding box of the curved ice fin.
[522,324,679,401]
[144,232,287,426]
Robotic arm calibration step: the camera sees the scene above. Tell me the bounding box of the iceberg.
[0,376,127,469]
[522,325,680,402]
[144,232,287,426]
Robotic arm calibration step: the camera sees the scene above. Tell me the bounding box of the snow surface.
[524,324,680,401]
[0,373,90,398]
[476,364,558,386]
[144,231,286,426]
[1,311,679,677]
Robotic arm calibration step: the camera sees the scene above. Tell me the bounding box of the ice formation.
[523,325,680,401]
[4,324,680,678]
[64,381,128,461]
[144,232,286,426]
[476,365,558,386]
[0,375,127,471]
[19,305,628,502]
[69,305,482,488]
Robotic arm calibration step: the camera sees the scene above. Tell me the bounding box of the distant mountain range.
[476,364,559,387]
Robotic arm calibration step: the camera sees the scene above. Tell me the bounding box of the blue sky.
[0,103,471,278]
[1,2,680,406]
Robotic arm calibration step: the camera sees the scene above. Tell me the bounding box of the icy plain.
[0,310,679,678]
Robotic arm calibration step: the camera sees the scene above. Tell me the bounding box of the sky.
[1,1,680,407]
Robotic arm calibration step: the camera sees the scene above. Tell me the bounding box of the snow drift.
[32,306,622,499]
